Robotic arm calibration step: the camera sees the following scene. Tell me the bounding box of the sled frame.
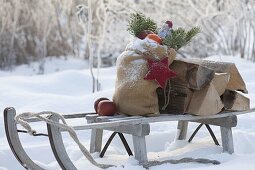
[4,107,255,169]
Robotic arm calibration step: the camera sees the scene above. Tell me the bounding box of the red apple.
[97,100,117,116]
[137,30,154,39]
[94,97,110,113]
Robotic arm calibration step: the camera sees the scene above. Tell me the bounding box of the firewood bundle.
[158,58,250,116]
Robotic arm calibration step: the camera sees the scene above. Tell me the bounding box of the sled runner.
[4,107,255,169]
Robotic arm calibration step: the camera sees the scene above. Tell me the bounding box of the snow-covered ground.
[0,56,254,170]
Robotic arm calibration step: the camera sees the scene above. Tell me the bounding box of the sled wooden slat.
[191,116,237,127]
[57,109,255,132]
[23,112,94,123]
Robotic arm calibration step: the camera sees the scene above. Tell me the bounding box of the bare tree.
[0,0,254,72]
[0,0,84,70]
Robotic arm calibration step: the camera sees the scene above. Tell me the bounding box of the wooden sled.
[4,107,255,170]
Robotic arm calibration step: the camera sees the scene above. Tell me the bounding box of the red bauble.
[144,57,177,88]
[94,97,110,113]
[97,100,117,116]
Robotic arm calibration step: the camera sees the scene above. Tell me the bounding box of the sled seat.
[86,113,238,164]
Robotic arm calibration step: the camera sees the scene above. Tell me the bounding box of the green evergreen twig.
[127,13,157,37]
[127,13,200,51]
[185,27,201,45]
[162,27,201,51]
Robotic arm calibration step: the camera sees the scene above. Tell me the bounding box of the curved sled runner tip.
[4,107,44,170]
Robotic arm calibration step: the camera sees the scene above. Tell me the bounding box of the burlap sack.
[113,38,176,116]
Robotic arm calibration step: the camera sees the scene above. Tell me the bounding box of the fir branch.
[184,27,201,45]
[127,13,157,37]
[162,27,200,51]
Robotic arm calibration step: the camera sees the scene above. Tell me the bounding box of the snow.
[0,56,89,77]
[0,56,255,169]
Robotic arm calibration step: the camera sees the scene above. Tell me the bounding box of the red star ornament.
[144,57,177,88]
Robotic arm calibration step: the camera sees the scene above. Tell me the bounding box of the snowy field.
[0,56,254,170]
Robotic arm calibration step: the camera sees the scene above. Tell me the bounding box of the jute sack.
[113,38,176,116]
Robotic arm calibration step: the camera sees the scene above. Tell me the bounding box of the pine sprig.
[127,13,157,37]
[162,27,200,51]
[185,27,201,44]
[163,28,186,50]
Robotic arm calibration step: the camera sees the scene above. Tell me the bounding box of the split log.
[185,83,224,116]
[158,58,249,115]
[221,90,250,111]
[184,73,230,116]
[170,59,215,90]
[212,73,230,96]
[157,73,229,115]
[175,58,248,93]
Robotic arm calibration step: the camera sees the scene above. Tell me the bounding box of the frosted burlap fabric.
[113,38,176,116]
